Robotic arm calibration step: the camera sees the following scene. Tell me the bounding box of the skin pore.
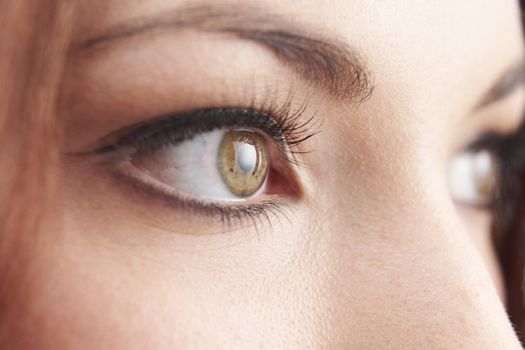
[6,0,525,348]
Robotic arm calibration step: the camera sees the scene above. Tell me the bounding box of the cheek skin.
[312,193,515,348]
[8,224,329,349]
[457,206,505,301]
[4,198,517,350]
[9,175,329,349]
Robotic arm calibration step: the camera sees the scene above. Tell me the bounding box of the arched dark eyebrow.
[478,60,525,108]
[72,4,374,104]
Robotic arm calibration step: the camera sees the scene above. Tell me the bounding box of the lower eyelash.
[111,159,293,230]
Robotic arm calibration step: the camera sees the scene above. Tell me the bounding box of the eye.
[448,148,498,208]
[129,129,271,201]
[91,106,315,219]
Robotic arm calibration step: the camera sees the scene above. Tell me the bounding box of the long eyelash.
[248,92,322,164]
[93,96,319,165]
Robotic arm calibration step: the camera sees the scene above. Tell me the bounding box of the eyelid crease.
[71,3,374,104]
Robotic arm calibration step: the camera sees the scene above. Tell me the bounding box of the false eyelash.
[93,96,320,166]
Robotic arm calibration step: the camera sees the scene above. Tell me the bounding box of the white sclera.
[156,130,243,200]
[133,129,266,201]
[235,141,258,174]
[448,149,495,205]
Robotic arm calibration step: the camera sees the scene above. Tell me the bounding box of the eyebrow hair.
[478,60,525,108]
[72,4,374,104]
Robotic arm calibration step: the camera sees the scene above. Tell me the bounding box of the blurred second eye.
[448,149,497,208]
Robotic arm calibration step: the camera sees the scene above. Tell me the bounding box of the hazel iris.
[218,130,269,197]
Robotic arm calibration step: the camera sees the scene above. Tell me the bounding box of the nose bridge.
[322,151,522,348]
[325,208,522,348]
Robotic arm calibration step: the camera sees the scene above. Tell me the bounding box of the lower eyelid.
[118,159,262,204]
[107,157,290,219]
[73,162,285,236]
[71,153,290,236]
[66,139,301,230]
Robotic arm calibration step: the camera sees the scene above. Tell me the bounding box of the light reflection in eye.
[448,149,497,207]
[129,129,270,201]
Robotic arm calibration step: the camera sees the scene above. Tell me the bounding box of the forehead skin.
[75,0,524,104]
[14,0,525,349]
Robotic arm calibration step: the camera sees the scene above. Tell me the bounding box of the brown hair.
[1,0,525,346]
[0,0,73,345]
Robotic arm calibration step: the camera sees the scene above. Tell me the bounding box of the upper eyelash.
[92,98,320,165]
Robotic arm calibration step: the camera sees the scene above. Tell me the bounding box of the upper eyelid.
[71,4,374,105]
[82,105,318,164]
[91,108,287,154]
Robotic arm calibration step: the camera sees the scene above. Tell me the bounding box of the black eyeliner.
[93,104,318,165]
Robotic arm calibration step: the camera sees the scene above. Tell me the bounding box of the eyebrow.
[72,4,374,104]
[478,60,525,108]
